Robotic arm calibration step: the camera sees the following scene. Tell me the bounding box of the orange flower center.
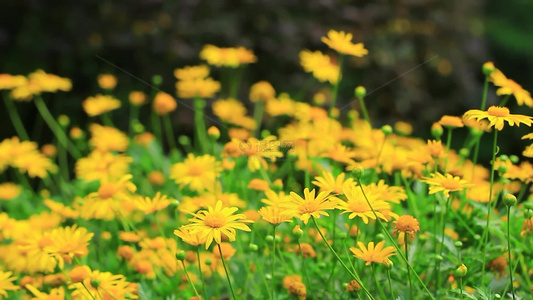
[98,183,118,199]
[439,178,462,191]
[394,215,420,233]
[487,106,510,117]
[204,213,225,228]
[347,200,369,213]
[187,164,204,176]
[300,201,320,213]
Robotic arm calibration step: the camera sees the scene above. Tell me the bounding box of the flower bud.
[431,123,443,140]
[205,258,212,266]
[178,135,191,146]
[503,194,517,207]
[207,126,220,140]
[249,244,258,252]
[375,233,385,241]
[454,264,468,277]
[510,155,519,164]
[381,125,393,135]
[152,75,163,86]
[459,148,469,158]
[176,250,186,261]
[274,235,281,243]
[500,154,509,162]
[337,232,348,240]
[383,258,393,270]
[352,166,364,180]
[90,279,101,288]
[354,86,366,98]
[265,235,274,244]
[498,165,507,174]
[525,209,533,219]
[524,201,533,210]
[58,114,70,127]
[454,241,463,248]
[293,225,304,239]
[482,62,495,76]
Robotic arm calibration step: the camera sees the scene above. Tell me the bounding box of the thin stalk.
[252,101,264,137]
[329,54,344,118]
[34,96,81,158]
[480,76,489,110]
[444,128,453,173]
[356,179,435,299]
[459,277,464,300]
[102,112,114,127]
[387,269,395,300]
[163,114,177,155]
[359,96,372,128]
[372,264,387,300]
[193,98,208,153]
[405,242,414,300]
[180,260,201,299]
[254,251,272,299]
[218,243,237,300]
[506,206,516,299]
[498,94,511,107]
[3,93,29,140]
[271,225,277,300]
[480,129,498,285]
[196,247,208,299]
[310,217,374,300]
[297,240,311,290]
[128,104,140,136]
[436,196,451,290]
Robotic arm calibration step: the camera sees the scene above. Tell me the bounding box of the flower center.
[204,213,225,228]
[299,201,320,213]
[487,106,510,117]
[98,183,118,199]
[439,178,462,191]
[187,164,204,176]
[348,200,369,213]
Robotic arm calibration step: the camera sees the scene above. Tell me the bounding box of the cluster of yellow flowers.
[1,29,533,299]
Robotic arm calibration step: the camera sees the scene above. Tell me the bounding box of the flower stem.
[163,114,178,157]
[180,260,201,299]
[405,242,414,300]
[480,129,498,285]
[480,76,489,110]
[2,92,29,140]
[253,101,264,137]
[459,277,464,300]
[34,96,81,159]
[358,95,372,128]
[196,248,209,299]
[387,269,395,300]
[329,54,344,118]
[444,129,453,173]
[506,206,516,299]
[297,240,311,290]
[356,179,435,299]
[193,97,208,153]
[218,243,237,300]
[311,217,374,300]
[271,225,276,300]
[372,264,387,300]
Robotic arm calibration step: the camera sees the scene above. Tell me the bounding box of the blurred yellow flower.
[299,50,339,84]
[170,153,222,192]
[350,241,395,265]
[135,192,172,214]
[200,45,256,67]
[0,271,19,298]
[75,151,132,183]
[83,94,121,117]
[463,106,533,131]
[321,30,368,57]
[176,77,221,99]
[153,91,177,115]
[249,81,276,102]
[0,183,22,201]
[420,172,472,197]
[97,74,117,89]
[89,124,129,152]
[44,225,94,269]
[174,65,209,81]
[129,91,147,106]
[490,67,533,107]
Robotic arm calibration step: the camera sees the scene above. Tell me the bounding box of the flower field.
[1,29,533,299]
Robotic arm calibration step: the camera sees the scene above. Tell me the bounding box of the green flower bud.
[152,75,163,86]
[176,250,186,261]
[352,167,364,180]
[381,125,393,135]
[431,123,443,139]
[265,235,274,244]
[454,264,468,277]
[503,194,517,207]
[205,258,212,266]
[459,148,469,157]
[454,241,463,248]
[249,243,258,252]
[58,114,70,127]
[178,135,191,146]
[523,201,533,210]
[90,279,100,288]
[482,62,494,76]
[354,86,366,98]
[274,235,281,243]
[510,155,519,164]
[499,154,509,162]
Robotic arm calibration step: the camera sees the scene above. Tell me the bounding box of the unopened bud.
[381,125,393,135]
[207,126,220,140]
[352,167,364,180]
[249,244,258,252]
[503,194,517,207]
[431,123,443,139]
[482,62,495,76]
[355,86,366,98]
[152,75,163,86]
[176,250,186,261]
[454,264,468,277]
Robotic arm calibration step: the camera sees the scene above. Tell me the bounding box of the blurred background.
[1,0,533,152]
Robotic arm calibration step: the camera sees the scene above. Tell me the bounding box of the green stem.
[444,129,453,173]
[34,96,81,159]
[193,98,208,153]
[329,54,344,118]
[387,269,395,300]
[459,277,464,300]
[128,105,140,136]
[297,240,311,291]
[405,242,414,300]
[359,96,372,128]
[102,112,114,127]
[254,251,272,299]
[218,243,237,300]
[3,92,29,140]
[480,129,498,285]
[196,248,209,299]
[372,264,387,300]
[498,94,511,107]
[356,179,435,299]
[311,217,374,300]
[163,114,177,156]
[480,76,489,110]
[180,261,201,299]
[271,225,276,300]
[506,206,516,299]
[252,101,264,137]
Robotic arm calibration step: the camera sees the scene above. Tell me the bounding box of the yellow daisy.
[170,153,222,192]
[420,172,472,197]
[490,68,533,107]
[0,271,19,298]
[284,188,336,224]
[312,171,354,194]
[350,241,396,265]
[184,201,253,249]
[258,206,293,225]
[336,184,392,224]
[82,94,121,117]
[463,106,533,131]
[321,30,368,57]
[135,192,173,214]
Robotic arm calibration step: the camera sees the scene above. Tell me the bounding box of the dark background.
[1,0,532,155]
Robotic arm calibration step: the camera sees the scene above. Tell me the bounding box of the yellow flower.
[26,284,65,299]
[176,77,221,99]
[200,45,256,67]
[266,93,296,117]
[44,225,94,269]
[75,151,132,183]
[336,184,392,224]
[12,150,57,178]
[463,106,533,131]
[438,115,464,128]
[83,94,121,117]
[69,269,138,299]
[299,50,339,84]
[312,171,354,195]
[212,98,247,122]
[350,241,396,265]
[97,74,117,89]
[258,206,293,225]
[321,30,368,57]
[170,153,222,192]
[89,124,129,152]
[153,91,177,115]
[393,215,420,239]
[0,271,19,298]
[261,189,291,207]
[184,201,253,249]
[9,70,71,101]
[249,81,276,102]
[420,172,472,197]
[0,182,22,201]
[44,199,79,219]
[0,74,27,90]
[247,178,270,191]
[129,91,147,106]
[490,68,533,107]
[174,65,209,81]
[135,192,172,214]
[284,188,335,224]
[173,226,205,247]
